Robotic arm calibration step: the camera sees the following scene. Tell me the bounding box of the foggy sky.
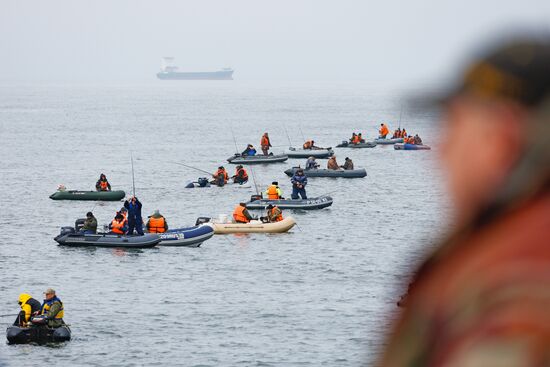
[1,0,550,84]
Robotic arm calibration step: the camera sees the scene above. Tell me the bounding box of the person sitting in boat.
[352,133,363,144]
[303,140,320,150]
[146,210,168,233]
[241,144,257,157]
[341,157,354,170]
[124,196,144,235]
[290,168,308,199]
[265,181,283,199]
[232,165,249,184]
[211,166,229,187]
[37,288,65,328]
[265,204,283,223]
[95,173,111,192]
[79,212,97,234]
[392,128,402,138]
[413,134,423,145]
[15,293,41,327]
[379,123,390,139]
[233,203,255,223]
[306,156,320,170]
[349,133,357,143]
[401,128,407,138]
[327,156,340,170]
[260,133,272,156]
[118,207,128,225]
[109,213,128,234]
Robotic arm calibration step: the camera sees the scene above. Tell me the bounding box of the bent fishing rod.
[169,161,213,176]
[131,151,136,197]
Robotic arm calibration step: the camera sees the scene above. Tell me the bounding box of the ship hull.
[157,70,233,80]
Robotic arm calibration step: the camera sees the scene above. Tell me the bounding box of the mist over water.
[0,81,450,366]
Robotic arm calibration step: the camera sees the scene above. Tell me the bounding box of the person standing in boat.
[306,156,320,170]
[124,196,144,235]
[15,293,41,327]
[241,144,257,156]
[341,157,354,170]
[379,123,390,139]
[260,133,272,156]
[232,165,249,184]
[39,288,65,328]
[95,173,111,191]
[265,181,283,199]
[327,156,340,170]
[79,212,97,234]
[233,203,255,223]
[290,168,308,199]
[146,210,168,233]
[211,166,229,186]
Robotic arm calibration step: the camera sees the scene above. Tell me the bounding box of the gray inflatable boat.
[284,167,366,178]
[336,141,377,148]
[227,153,288,164]
[244,195,333,210]
[54,227,160,248]
[286,147,334,158]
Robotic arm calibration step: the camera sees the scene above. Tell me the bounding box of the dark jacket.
[341,160,354,170]
[124,198,143,222]
[291,174,307,187]
[81,216,98,233]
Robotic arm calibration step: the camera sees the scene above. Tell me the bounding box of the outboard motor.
[197,177,209,187]
[195,217,211,226]
[74,218,86,232]
[60,226,75,236]
[341,140,348,147]
[250,194,262,202]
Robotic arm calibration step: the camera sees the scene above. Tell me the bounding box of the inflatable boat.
[244,195,333,210]
[54,227,160,248]
[206,216,296,234]
[158,225,214,247]
[369,138,404,145]
[227,154,288,164]
[285,147,334,159]
[185,178,252,189]
[6,325,71,344]
[49,190,125,201]
[284,167,367,178]
[336,141,377,148]
[394,143,431,150]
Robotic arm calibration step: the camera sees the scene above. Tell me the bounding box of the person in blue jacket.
[123,196,144,235]
[290,168,308,199]
[241,144,257,156]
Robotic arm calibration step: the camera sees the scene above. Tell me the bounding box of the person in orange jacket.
[146,210,168,233]
[260,133,272,156]
[379,123,390,139]
[233,203,255,223]
[211,166,229,186]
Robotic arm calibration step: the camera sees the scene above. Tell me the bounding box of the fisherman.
[232,165,249,184]
[95,173,111,192]
[349,133,357,143]
[305,156,320,170]
[265,204,283,222]
[327,156,340,170]
[232,203,255,223]
[341,157,354,170]
[265,181,283,199]
[146,210,168,233]
[119,207,128,226]
[401,128,407,138]
[379,39,550,366]
[290,168,308,199]
[109,213,127,234]
[413,134,423,145]
[124,196,144,235]
[352,133,362,144]
[392,128,402,138]
[260,133,272,156]
[379,123,390,139]
[15,293,41,327]
[79,211,97,234]
[241,144,257,156]
[303,140,316,149]
[39,288,65,328]
[211,166,229,187]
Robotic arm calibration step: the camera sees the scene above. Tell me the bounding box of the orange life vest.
[379,124,389,136]
[303,141,313,149]
[148,216,166,233]
[214,169,229,183]
[236,167,248,180]
[352,136,361,144]
[267,185,280,199]
[261,136,270,146]
[111,219,125,234]
[270,207,283,222]
[233,206,250,223]
[402,129,407,137]
[100,181,108,190]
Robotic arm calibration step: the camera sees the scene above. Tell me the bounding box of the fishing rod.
[229,125,239,154]
[247,165,260,196]
[130,152,136,197]
[398,105,403,129]
[283,125,293,147]
[0,314,15,318]
[298,126,306,142]
[169,161,212,176]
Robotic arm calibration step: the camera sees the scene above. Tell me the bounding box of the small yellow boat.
[207,216,296,234]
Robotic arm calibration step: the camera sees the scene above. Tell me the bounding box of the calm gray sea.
[0,81,449,366]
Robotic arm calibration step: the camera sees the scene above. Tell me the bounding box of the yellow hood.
[18,293,32,305]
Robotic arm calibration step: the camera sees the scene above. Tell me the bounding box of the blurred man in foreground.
[379,39,550,366]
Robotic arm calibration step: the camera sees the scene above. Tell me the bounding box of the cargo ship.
[156,57,234,80]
